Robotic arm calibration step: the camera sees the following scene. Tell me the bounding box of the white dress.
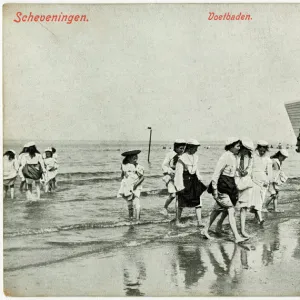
[117,163,144,200]
[235,154,253,208]
[43,157,59,184]
[161,150,178,194]
[3,156,19,186]
[268,158,288,196]
[249,151,273,211]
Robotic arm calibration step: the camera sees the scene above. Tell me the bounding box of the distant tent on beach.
[285,100,300,136]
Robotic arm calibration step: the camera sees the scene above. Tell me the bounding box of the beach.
[3,140,300,296]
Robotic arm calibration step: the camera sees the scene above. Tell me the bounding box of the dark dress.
[177,171,207,208]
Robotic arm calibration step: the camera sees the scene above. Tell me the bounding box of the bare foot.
[241,231,251,238]
[259,220,265,226]
[261,208,269,213]
[161,209,169,216]
[176,222,186,228]
[201,230,213,240]
[274,209,284,213]
[235,236,249,244]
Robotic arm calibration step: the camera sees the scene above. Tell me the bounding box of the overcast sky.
[3,4,300,143]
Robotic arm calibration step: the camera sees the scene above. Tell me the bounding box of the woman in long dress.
[235,138,254,238]
[161,139,186,216]
[263,149,288,212]
[174,139,206,227]
[248,140,273,224]
[18,143,29,192]
[3,150,19,199]
[20,142,46,201]
[202,137,247,243]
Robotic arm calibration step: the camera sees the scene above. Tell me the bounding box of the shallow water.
[3,140,300,296]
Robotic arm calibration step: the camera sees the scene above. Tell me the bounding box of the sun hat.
[27,141,35,147]
[121,150,141,157]
[187,139,200,146]
[174,139,186,144]
[8,149,16,154]
[24,142,30,148]
[257,140,268,147]
[279,149,289,157]
[241,137,254,151]
[44,148,53,153]
[225,137,239,146]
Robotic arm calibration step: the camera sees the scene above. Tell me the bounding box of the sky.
[3,4,300,143]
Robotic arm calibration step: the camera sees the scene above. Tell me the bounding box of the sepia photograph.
[2,3,300,297]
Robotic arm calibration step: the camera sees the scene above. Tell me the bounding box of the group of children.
[117,138,289,243]
[3,142,59,201]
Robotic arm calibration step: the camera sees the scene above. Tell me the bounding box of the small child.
[264,149,288,212]
[117,150,144,221]
[3,150,19,199]
[42,148,59,192]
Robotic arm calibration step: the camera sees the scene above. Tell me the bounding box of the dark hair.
[225,140,240,151]
[51,147,56,154]
[270,151,283,159]
[122,155,136,165]
[240,145,252,158]
[28,145,40,158]
[173,143,186,152]
[19,147,28,155]
[184,144,198,153]
[3,151,15,160]
[256,145,269,152]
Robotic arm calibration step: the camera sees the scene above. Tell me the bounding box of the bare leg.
[264,196,273,210]
[36,181,41,200]
[134,197,141,221]
[195,206,203,227]
[240,208,250,238]
[127,200,134,221]
[227,207,245,243]
[10,185,15,199]
[163,193,175,215]
[255,210,264,224]
[216,211,228,234]
[3,186,8,199]
[175,197,183,225]
[202,210,222,239]
[19,180,26,192]
[26,184,33,200]
[273,195,283,212]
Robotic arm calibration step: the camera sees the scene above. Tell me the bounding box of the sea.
[3,140,300,296]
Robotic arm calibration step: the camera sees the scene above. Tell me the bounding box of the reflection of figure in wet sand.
[122,227,146,296]
[262,224,280,266]
[206,243,249,295]
[177,245,207,288]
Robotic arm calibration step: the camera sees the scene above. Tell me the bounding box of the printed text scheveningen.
[13,12,89,24]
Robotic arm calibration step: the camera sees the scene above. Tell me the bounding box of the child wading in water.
[161,139,186,216]
[263,149,288,212]
[117,150,144,222]
[3,150,19,199]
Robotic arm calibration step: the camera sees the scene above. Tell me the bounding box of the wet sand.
[4,211,300,297]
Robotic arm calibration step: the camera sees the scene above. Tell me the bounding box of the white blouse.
[211,151,238,190]
[174,153,203,192]
[20,153,46,172]
[162,151,177,175]
[252,151,273,183]
[3,156,19,180]
[236,154,253,177]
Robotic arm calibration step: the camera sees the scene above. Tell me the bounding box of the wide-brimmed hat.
[257,140,268,147]
[187,139,200,146]
[44,148,53,153]
[241,137,254,151]
[174,139,186,144]
[225,137,239,146]
[23,142,30,148]
[121,150,141,157]
[279,149,289,157]
[27,141,35,147]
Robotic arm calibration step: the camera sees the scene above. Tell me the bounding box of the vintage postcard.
[2,3,300,297]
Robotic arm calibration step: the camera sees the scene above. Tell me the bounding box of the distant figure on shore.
[235,138,254,238]
[42,148,59,193]
[264,149,289,212]
[117,150,144,222]
[202,137,247,243]
[20,142,46,201]
[277,143,282,149]
[248,140,272,224]
[18,143,29,192]
[161,139,186,216]
[296,131,300,153]
[3,150,19,199]
[174,139,206,227]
